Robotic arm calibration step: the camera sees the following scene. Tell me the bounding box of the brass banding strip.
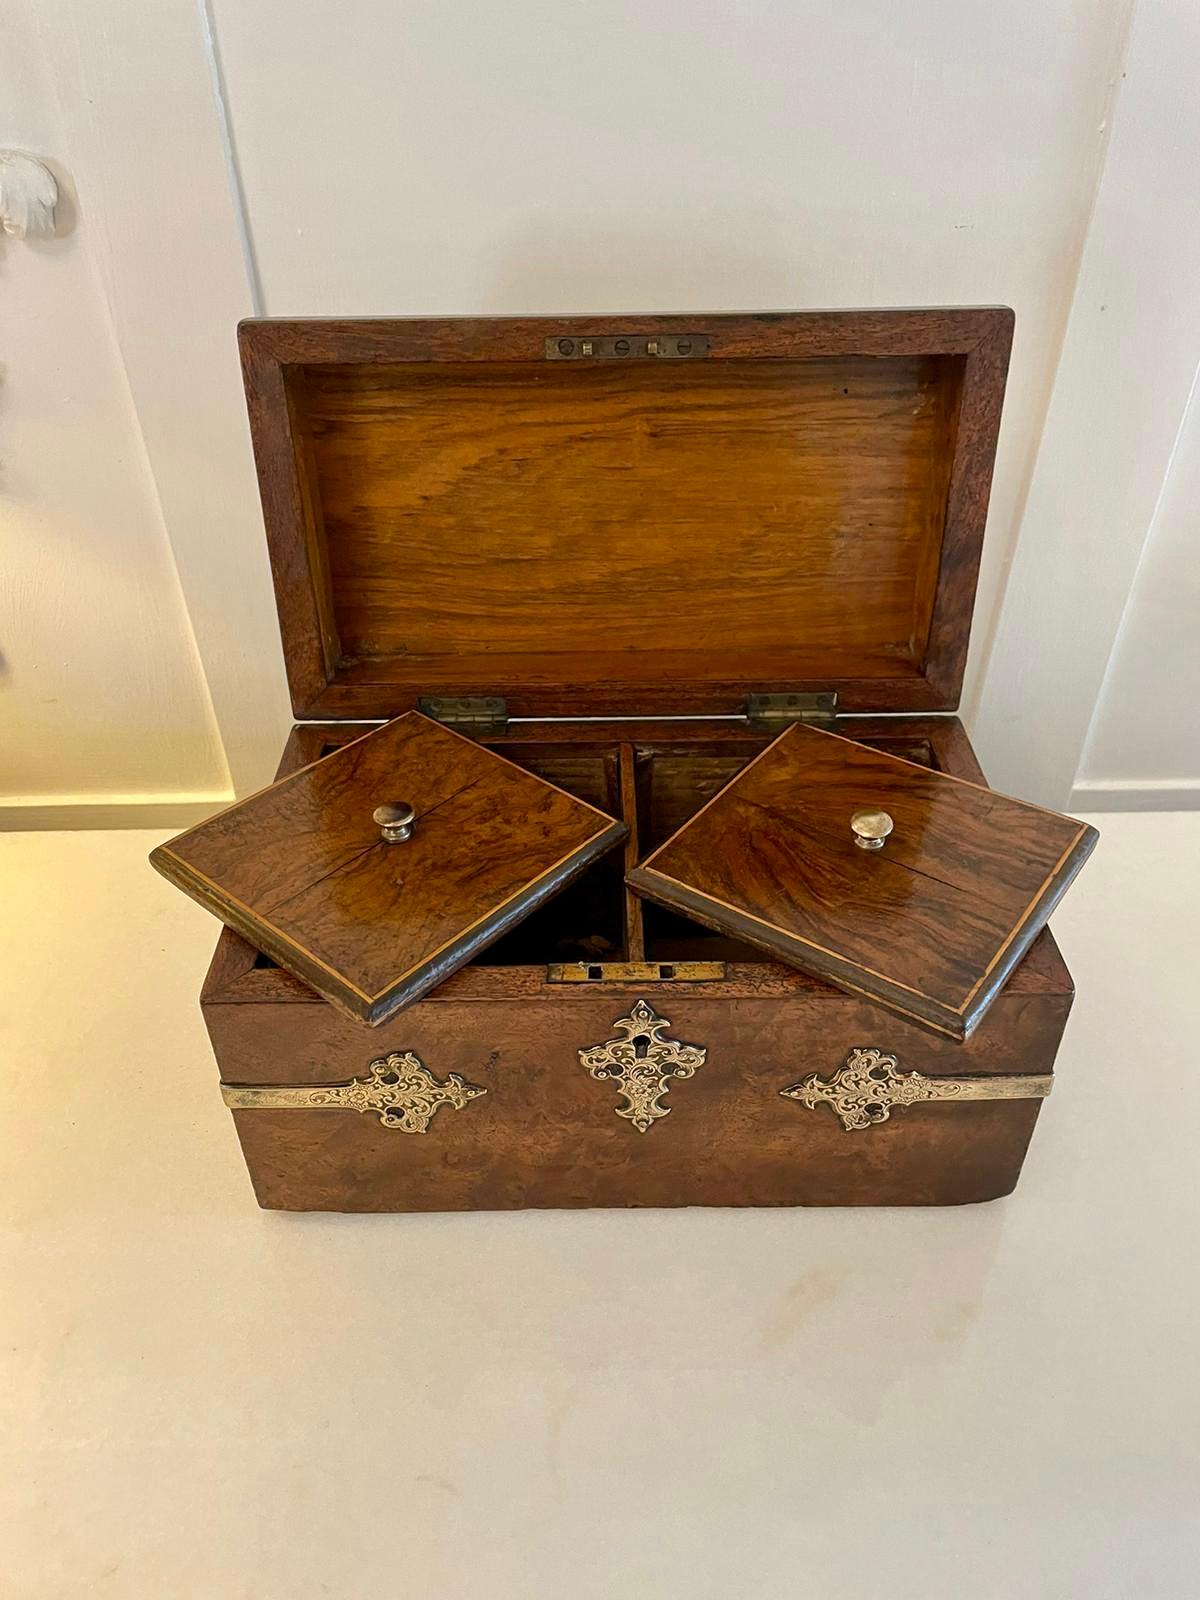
[781,1046,1052,1132]
[222,1052,487,1134]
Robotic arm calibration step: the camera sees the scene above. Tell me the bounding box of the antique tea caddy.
[151,310,1096,1210]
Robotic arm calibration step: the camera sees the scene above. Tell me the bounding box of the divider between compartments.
[618,742,647,961]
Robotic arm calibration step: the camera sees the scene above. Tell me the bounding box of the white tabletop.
[2,815,1196,1599]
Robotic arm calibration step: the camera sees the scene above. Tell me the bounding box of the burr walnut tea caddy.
[151,310,1096,1211]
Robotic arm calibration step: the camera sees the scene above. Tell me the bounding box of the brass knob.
[374,801,415,843]
[851,810,893,851]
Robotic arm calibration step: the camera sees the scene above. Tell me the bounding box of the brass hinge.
[745,692,838,729]
[417,696,509,734]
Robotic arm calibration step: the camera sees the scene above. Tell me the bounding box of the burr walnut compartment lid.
[150,713,626,1025]
[627,724,1097,1040]
[239,310,1014,720]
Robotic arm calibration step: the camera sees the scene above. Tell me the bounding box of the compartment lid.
[626,723,1096,1040]
[150,712,626,1024]
[239,309,1013,721]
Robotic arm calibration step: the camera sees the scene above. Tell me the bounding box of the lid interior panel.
[240,311,1012,718]
[302,354,959,696]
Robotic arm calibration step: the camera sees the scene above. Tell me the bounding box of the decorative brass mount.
[578,999,706,1133]
[780,1046,1053,1132]
[220,1052,487,1133]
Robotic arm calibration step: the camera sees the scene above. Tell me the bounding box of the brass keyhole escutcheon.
[578,1000,707,1134]
[374,801,415,843]
[851,810,893,850]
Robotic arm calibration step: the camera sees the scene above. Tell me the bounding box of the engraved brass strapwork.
[780,1047,1053,1132]
[220,1052,487,1133]
[578,999,706,1133]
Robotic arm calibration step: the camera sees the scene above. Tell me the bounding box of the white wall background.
[210,0,1131,738]
[2,3,231,825]
[3,0,1197,821]
[975,0,1200,808]
[1075,375,1200,808]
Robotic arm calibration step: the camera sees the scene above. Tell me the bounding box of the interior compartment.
[467,744,626,965]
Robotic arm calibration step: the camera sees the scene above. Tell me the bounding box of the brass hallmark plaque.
[548,960,726,984]
[544,334,711,360]
[780,1046,1053,1132]
[221,1051,487,1134]
[579,999,706,1133]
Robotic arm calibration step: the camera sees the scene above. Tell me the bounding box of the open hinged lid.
[150,713,625,1024]
[239,309,1014,721]
[627,724,1097,1040]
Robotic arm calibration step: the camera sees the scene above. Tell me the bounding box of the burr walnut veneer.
[156,310,1093,1210]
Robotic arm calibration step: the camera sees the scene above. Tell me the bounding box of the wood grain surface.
[196,715,1076,1210]
[201,717,1074,1005]
[152,712,625,1023]
[628,722,1096,1040]
[238,310,1012,719]
[211,992,1061,1211]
